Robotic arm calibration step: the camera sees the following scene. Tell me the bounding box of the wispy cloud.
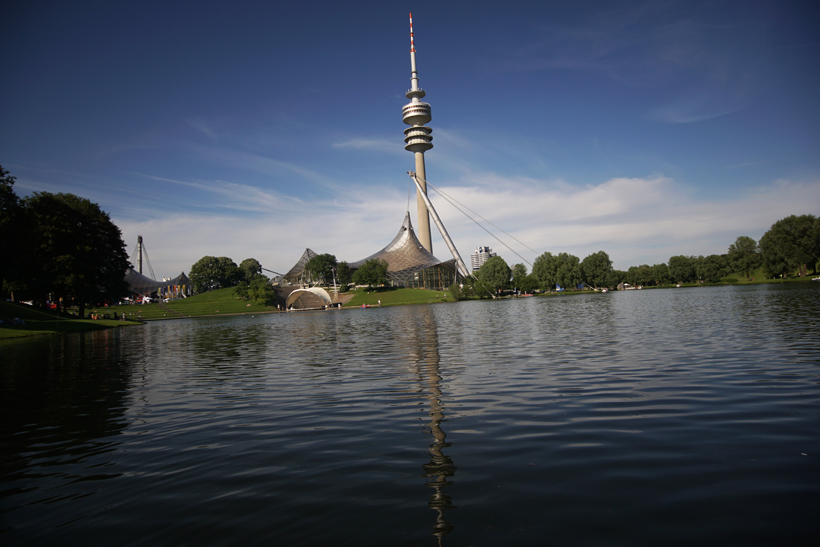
[137,174,311,213]
[186,145,339,190]
[646,99,751,124]
[332,138,402,155]
[188,118,219,141]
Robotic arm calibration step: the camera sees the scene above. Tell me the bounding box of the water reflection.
[3,284,818,544]
[0,331,131,522]
[401,307,456,543]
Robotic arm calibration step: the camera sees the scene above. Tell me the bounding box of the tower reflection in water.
[403,307,456,543]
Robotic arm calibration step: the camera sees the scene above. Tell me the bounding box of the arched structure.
[286,287,334,310]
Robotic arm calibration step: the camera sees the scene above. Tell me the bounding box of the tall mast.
[402,12,434,253]
[409,172,470,278]
[137,235,143,274]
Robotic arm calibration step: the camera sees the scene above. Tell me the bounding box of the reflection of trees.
[0,330,131,504]
[402,307,456,544]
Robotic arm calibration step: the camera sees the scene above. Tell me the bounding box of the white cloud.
[114,173,819,276]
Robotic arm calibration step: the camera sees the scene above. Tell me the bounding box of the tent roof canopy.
[348,212,456,285]
[124,268,190,295]
[283,248,320,282]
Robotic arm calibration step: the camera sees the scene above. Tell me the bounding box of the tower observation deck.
[403,12,433,253]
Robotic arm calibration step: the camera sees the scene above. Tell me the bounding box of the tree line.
[193,212,818,301]
[1,165,130,317]
[462,213,819,296]
[187,252,391,304]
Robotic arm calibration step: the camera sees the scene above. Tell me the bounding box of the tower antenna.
[402,12,434,253]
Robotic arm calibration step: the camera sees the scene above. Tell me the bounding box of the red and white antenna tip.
[409,12,416,53]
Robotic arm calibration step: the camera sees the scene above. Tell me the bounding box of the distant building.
[471,246,496,272]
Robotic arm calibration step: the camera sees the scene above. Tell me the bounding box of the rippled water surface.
[2,284,819,545]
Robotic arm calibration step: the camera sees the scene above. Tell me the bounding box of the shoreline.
[3,277,816,341]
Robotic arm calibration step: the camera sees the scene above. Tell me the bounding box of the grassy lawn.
[342,287,451,307]
[90,286,450,317]
[88,287,278,320]
[0,301,138,340]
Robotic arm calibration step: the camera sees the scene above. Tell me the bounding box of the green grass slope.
[0,301,136,340]
[342,287,451,307]
[89,287,278,320]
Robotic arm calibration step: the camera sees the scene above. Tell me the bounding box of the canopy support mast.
[409,171,470,278]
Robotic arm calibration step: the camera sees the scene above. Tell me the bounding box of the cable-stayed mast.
[402,12,434,253]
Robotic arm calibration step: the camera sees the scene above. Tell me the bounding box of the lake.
[1,284,819,545]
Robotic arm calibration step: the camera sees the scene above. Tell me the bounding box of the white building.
[471,246,496,272]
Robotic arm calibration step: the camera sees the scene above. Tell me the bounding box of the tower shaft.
[414,152,432,252]
[403,12,433,253]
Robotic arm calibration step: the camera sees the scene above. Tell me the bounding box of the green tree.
[532,252,558,290]
[190,256,240,293]
[239,258,262,282]
[448,282,467,301]
[652,263,670,286]
[627,264,652,287]
[248,275,276,305]
[581,251,613,288]
[218,257,240,286]
[511,263,528,289]
[555,252,581,289]
[0,165,15,213]
[458,275,482,298]
[759,215,818,277]
[814,217,820,271]
[190,256,220,292]
[477,256,511,293]
[234,280,249,299]
[518,274,539,293]
[690,256,711,282]
[626,266,640,286]
[727,236,762,278]
[336,261,352,292]
[669,255,696,284]
[697,254,730,283]
[305,253,337,284]
[352,259,388,288]
[21,192,130,317]
[608,269,626,288]
[0,165,25,297]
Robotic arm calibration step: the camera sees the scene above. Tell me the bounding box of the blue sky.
[2,1,818,276]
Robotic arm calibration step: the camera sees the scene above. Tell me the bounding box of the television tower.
[402,12,434,253]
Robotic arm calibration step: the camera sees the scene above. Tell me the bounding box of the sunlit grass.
[89,287,278,320]
[342,287,450,307]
